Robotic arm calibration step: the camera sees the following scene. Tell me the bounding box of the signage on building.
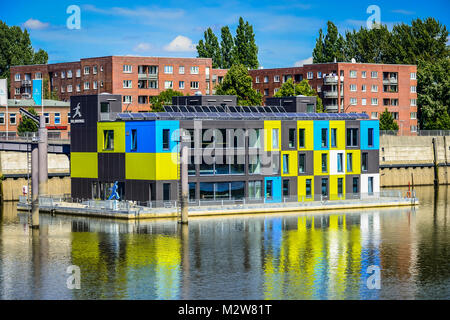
[32,79,43,105]
[0,79,7,106]
[70,102,85,124]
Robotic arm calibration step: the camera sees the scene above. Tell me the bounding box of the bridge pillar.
[38,116,48,196]
[31,143,39,228]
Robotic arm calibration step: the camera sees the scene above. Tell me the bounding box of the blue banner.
[32,79,42,105]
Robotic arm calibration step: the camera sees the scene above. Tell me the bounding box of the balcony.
[323,91,338,98]
[138,73,158,80]
[21,93,31,99]
[383,77,398,84]
[324,104,339,112]
[21,80,32,87]
[323,75,344,85]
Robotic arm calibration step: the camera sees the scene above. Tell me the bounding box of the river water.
[0,185,449,300]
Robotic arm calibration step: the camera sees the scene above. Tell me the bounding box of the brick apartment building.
[249,62,418,135]
[10,56,228,113]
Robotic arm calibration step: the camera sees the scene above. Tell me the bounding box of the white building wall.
[361,173,380,194]
[329,150,345,175]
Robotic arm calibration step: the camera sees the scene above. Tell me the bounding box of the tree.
[379,109,399,131]
[417,57,450,129]
[150,89,184,112]
[0,20,49,96]
[273,78,324,112]
[220,26,234,69]
[196,28,221,68]
[312,29,326,63]
[17,107,38,134]
[215,64,262,106]
[43,78,58,100]
[313,21,345,63]
[234,17,259,69]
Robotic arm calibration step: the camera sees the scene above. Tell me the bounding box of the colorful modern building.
[70,94,380,204]
[10,56,228,113]
[250,62,418,135]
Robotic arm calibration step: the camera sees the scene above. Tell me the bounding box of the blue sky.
[1,0,449,68]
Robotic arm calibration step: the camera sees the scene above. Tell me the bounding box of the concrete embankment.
[380,135,450,187]
[0,151,70,201]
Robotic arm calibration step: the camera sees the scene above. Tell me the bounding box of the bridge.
[0,136,70,154]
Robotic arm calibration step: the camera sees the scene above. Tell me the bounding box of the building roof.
[6,99,70,107]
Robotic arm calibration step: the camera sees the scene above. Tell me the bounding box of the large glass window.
[362,152,368,171]
[103,130,114,151]
[288,128,295,148]
[249,155,261,174]
[249,129,261,148]
[188,155,196,176]
[299,129,305,148]
[215,182,230,200]
[321,153,328,173]
[189,183,196,201]
[231,182,245,200]
[321,128,328,148]
[248,181,262,199]
[347,153,353,172]
[282,154,289,174]
[162,129,170,150]
[231,154,245,174]
[101,102,110,113]
[299,154,306,173]
[200,182,214,200]
[306,179,312,198]
[346,128,358,147]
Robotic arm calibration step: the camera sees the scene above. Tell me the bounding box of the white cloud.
[83,5,184,20]
[133,43,152,53]
[23,18,49,30]
[392,9,415,15]
[163,36,196,52]
[294,56,313,67]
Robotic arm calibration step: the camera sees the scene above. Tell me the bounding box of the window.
[368,128,374,147]
[337,153,343,173]
[0,113,4,124]
[411,86,416,93]
[411,125,418,132]
[346,128,358,147]
[123,65,132,73]
[15,88,20,95]
[123,80,132,88]
[84,82,90,90]
[274,75,280,82]
[76,84,81,92]
[165,81,173,89]
[93,66,97,74]
[84,67,90,75]
[138,96,148,104]
[331,128,337,148]
[274,88,280,95]
[76,69,81,77]
[352,177,359,194]
[283,154,289,174]
[15,74,21,81]
[362,98,367,106]
[103,130,114,151]
[35,72,42,79]
[131,129,137,151]
[93,81,98,90]
[305,179,312,198]
[190,66,199,74]
[371,112,378,119]
[350,70,357,78]
[179,66,185,74]
[10,113,16,125]
[321,178,328,197]
[272,128,279,149]
[67,85,73,93]
[361,152,369,172]
[179,81,185,89]
[321,153,328,173]
[391,112,399,120]
[163,184,171,201]
[371,98,378,106]
[371,71,378,78]
[391,99,398,106]
[368,177,374,195]
[61,86,65,93]
[266,180,273,200]
[248,181,262,199]
[288,128,295,148]
[255,76,260,83]
[262,76,268,83]
[338,178,343,197]
[164,66,173,74]
[100,66,104,72]
[249,155,261,174]
[61,71,65,79]
[410,72,416,80]
[283,180,290,197]
[350,98,357,105]
[100,102,110,113]
[299,129,305,148]
[362,71,367,78]
[317,85,322,93]
[317,71,322,78]
[321,128,328,148]
[272,154,279,174]
[371,85,378,92]
[350,84,357,91]
[123,96,132,103]
[162,129,170,150]
[362,84,366,92]
[55,113,61,124]
[411,112,417,119]
[347,153,353,172]
[190,81,199,89]
[299,154,306,173]
[411,99,417,106]
[264,89,269,96]
[307,72,313,80]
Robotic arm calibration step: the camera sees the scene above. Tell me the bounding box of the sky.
[1,0,449,68]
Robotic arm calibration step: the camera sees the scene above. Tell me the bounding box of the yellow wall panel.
[281,151,298,177]
[297,175,314,202]
[313,151,330,176]
[264,121,281,152]
[155,153,178,180]
[125,153,156,180]
[97,122,125,153]
[345,150,361,175]
[330,175,346,200]
[329,121,345,150]
[71,152,98,178]
[297,120,314,151]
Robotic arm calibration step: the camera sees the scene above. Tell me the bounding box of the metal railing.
[0,131,69,143]
[380,130,450,136]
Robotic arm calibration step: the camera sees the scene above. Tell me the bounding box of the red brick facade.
[249,62,418,135]
[10,56,228,113]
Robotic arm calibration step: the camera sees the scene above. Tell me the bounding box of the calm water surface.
[0,186,449,300]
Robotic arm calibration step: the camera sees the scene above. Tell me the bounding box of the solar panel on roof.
[216,106,225,113]
[180,106,188,113]
[164,106,174,112]
[117,113,132,119]
[131,113,145,119]
[242,106,251,113]
[194,106,203,112]
[187,106,196,112]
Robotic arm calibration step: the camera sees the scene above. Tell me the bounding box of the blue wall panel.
[360,120,380,150]
[265,176,282,203]
[125,121,156,153]
[313,120,330,150]
[155,120,180,153]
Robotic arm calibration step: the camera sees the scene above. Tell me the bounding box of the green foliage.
[417,57,450,129]
[0,20,49,96]
[197,17,258,69]
[150,89,184,112]
[273,78,323,112]
[17,107,38,133]
[379,109,399,131]
[215,64,262,106]
[43,78,58,100]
